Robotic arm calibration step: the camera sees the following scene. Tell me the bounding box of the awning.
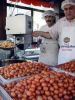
[9,0,55,8]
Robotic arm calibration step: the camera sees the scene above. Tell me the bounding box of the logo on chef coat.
[64,37,70,43]
[64,37,70,46]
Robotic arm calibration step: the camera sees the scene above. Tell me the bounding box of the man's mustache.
[46,20,52,22]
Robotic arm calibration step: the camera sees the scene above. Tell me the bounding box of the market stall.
[0,0,75,100]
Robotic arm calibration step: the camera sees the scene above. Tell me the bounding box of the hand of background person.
[32,31,42,37]
[32,31,51,39]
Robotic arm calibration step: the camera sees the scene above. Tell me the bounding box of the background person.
[33,10,59,66]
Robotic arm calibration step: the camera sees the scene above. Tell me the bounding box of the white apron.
[39,39,58,66]
[58,26,75,64]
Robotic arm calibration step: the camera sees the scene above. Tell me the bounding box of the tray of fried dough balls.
[0,40,16,50]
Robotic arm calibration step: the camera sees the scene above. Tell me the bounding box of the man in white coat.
[33,0,75,64]
[33,10,58,66]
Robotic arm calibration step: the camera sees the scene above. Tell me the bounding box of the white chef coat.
[38,24,58,66]
[49,17,75,64]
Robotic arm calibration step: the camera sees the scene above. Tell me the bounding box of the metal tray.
[48,66,75,77]
[0,66,75,100]
[0,86,13,100]
[0,59,27,85]
[0,75,26,85]
[2,59,26,66]
[0,47,15,50]
[0,71,75,100]
[0,40,16,50]
[0,75,30,100]
[0,63,75,85]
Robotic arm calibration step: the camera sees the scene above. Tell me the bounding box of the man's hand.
[32,31,42,37]
[32,31,51,39]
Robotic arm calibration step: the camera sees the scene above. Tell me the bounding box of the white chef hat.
[61,0,75,10]
[42,10,55,19]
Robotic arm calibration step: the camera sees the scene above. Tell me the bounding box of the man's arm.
[32,31,52,39]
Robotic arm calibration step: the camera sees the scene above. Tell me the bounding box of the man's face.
[64,4,75,21]
[44,16,55,27]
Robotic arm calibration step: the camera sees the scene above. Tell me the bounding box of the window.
[33,11,46,31]
[7,6,31,16]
